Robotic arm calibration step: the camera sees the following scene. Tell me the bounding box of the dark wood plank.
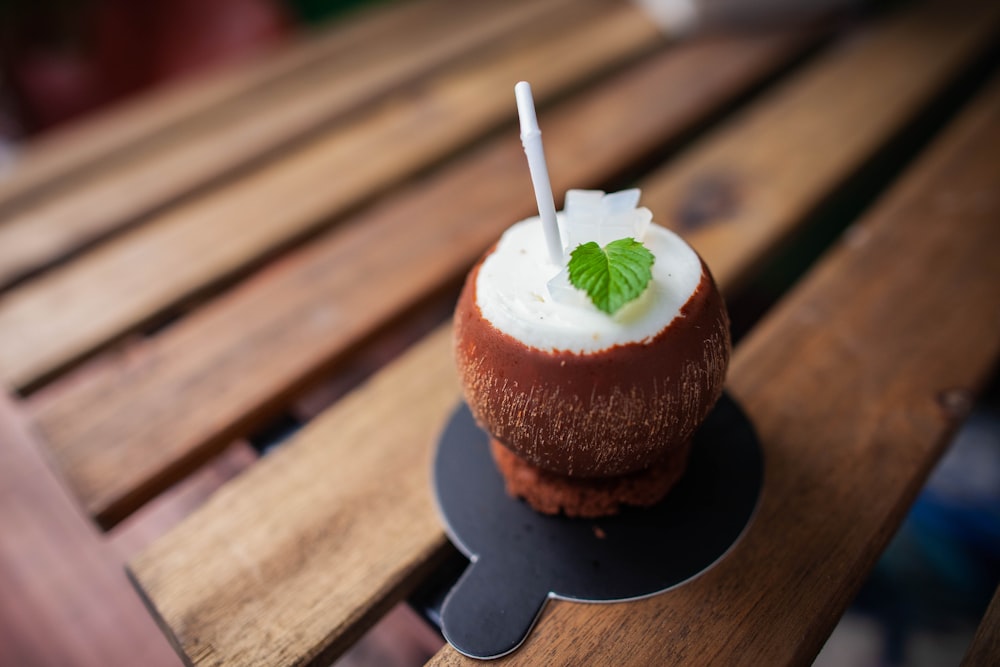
[0,0,523,218]
[33,0,1000,529]
[0,0,664,392]
[0,0,579,289]
[430,68,1000,667]
[641,0,1000,293]
[0,392,181,667]
[133,25,1000,667]
[29,29,816,528]
[962,586,1000,667]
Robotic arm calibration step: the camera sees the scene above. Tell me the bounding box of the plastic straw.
[515,81,563,265]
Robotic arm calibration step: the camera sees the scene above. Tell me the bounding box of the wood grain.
[640,0,1000,294]
[109,442,258,562]
[29,30,816,528]
[0,0,664,392]
[31,0,1000,528]
[962,586,1000,667]
[0,392,181,667]
[130,17,1000,667]
[0,0,517,218]
[429,70,1000,667]
[130,327,460,667]
[0,0,581,288]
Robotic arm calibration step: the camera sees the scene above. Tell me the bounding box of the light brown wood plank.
[30,29,816,528]
[133,29,1000,667]
[0,392,181,667]
[131,327,459,667]
[0,0,664,393]
[430,70,1000,667]
[31,0,1000,528]
[109,442,258,562]
[0,0,511,217]
[962,586,1000,667]
[0,0,580,288]
[642,0,1000,294]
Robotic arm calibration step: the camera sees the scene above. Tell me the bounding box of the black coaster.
[432,394,763,660]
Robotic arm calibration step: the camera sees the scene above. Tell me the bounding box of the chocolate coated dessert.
[453,194,730,517]
[455,258,729,478]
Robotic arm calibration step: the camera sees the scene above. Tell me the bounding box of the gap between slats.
[32,0,1000,531]
[27,28,820,529]
[962,585,1000,667]
[0,0,612,292]
[454,67,1000,667]
[0,0,548,220]
[126,4,1000,666]
[0,0,667,393]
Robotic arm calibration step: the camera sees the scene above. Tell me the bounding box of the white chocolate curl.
[546,189,654,306]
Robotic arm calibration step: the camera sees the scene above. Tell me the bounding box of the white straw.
[514,81,563,265]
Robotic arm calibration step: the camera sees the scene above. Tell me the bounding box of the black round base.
[432,393,764,660]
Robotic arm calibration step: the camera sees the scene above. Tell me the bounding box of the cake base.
[490,439,691,518]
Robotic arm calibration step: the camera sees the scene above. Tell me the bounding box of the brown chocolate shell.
[454,251,730,478]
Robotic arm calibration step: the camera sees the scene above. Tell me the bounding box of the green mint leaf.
[567,237,655,315]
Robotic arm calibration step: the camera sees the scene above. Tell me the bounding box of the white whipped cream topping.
[475,193,703,354]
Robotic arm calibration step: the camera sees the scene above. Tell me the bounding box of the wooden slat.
[0,0,513,216]
[129,11,1000,667]
[0,393,181,667]
[130,327,459,667]
[962,586,1000,667]
[640,0,1000,293]
[430,72,1000,667]
[136,71,1000,666]
[108,443,258,562]
[0,0,664,392]
[0,0,580,288]
[31,0,1000,527]
[30,29,817,528]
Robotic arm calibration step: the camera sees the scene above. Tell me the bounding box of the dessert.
[454,189,730,517]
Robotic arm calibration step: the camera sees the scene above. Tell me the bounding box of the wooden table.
[2,0,999,665]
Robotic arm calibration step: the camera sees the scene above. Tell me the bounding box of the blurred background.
[0,0,377,141]
[813,388,1000,667]
[0,1,996,666]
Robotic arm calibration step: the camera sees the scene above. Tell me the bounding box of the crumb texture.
[490,439,691,518]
